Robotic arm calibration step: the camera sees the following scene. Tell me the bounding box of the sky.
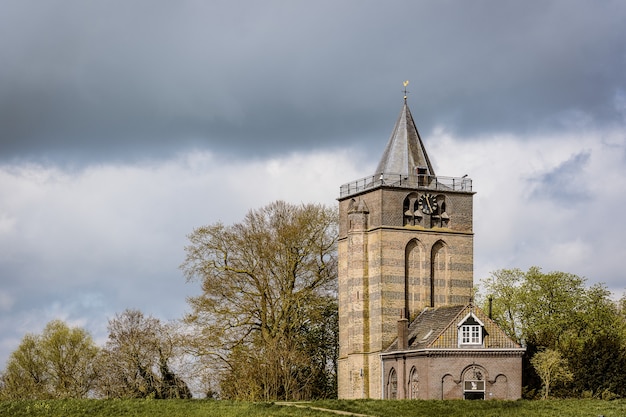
[1,0,626,370]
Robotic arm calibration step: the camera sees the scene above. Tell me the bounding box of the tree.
[563,284,626,398]
[519,267,586,349]
[95,309,191,399]
[531,348,573,399]
[479,267,586,349]
[181,200,338,400]
[567,332,626,398]
[1,320,98,399]
[477,268,525,344]
[479,267,626,398]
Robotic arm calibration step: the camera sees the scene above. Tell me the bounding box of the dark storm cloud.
[1,1,625,164]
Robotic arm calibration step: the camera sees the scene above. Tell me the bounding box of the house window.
[461,324,482,344]
[457,313,484,347]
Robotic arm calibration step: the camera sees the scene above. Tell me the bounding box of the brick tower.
[337,97,475,399]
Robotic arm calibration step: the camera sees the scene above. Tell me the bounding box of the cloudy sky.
[1,0,626,368]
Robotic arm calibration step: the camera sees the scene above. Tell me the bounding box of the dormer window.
[461,323,481,344]
[457,312,484,347]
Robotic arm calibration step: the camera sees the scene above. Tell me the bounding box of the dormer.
[457,312,485,347]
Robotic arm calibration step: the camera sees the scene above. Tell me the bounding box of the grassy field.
[1,398,626,417]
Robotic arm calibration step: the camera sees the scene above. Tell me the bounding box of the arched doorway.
[463,365,486,400]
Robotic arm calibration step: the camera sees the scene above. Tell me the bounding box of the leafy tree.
[567,332,626,398]
[479,267,587,349]
[519,267,586,349]
[479,267,626,398]
[181,200,338,400]
[618,292,626,320]
[531,348,573,399]
[95,309,191,399]
[1,320,98,399]
[562,284,626,397]
[478,268,524,343]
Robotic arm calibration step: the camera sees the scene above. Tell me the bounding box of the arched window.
[408,367,419,399]
[405,239,424,319]
[348,199,356,230]
[403,193,420,226]
[430,241,449,307]
[387,368,398,399]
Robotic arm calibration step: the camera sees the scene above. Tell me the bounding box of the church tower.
[337,97,475,399]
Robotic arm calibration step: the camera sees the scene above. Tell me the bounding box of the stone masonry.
[337,182,475,399]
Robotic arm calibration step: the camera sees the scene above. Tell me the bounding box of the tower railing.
[339,173,472,198]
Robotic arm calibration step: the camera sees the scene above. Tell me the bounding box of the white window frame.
[457,312,484,346]
[461,324,482,344]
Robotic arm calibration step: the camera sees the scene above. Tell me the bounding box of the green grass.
[1,398,626,417]
[314,399,626,416]
[0,399,330,417]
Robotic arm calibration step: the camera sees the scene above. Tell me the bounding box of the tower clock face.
[419,194,437,214]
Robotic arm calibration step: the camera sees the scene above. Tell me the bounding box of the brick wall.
[381,351,524,400]
[338,185,475,399]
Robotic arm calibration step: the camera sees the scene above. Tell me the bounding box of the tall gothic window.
[388,368,398,399]
[405,239,423,319]
[409,367,419,399]
[430,241,448,307]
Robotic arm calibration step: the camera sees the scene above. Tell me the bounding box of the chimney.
[397,310,409,350]
[488,296,493,319]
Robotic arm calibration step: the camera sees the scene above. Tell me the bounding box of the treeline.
[478,267,626,399]
[4,200,625,401]
[0,310,193,400]
[1,201,339,401]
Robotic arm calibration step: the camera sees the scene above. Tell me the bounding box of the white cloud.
[0,291,14,312]
[428,126,626,289]
[0,149,366,367]
[1,128,625,369]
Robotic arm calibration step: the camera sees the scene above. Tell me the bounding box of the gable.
[429,305,521,349]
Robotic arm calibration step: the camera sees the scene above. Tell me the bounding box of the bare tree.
[181,201,338,400]
[95,309,191,399]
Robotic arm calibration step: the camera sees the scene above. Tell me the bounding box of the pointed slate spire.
[374,99,435,177]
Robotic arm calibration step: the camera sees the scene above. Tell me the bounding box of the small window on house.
[458,313,484,346]
[461,324,482,344]
[421,329,433,341]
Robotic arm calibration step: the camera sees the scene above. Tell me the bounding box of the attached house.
[381,303,524,400]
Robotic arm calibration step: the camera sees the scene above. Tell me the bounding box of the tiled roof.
[385,303,522,352]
